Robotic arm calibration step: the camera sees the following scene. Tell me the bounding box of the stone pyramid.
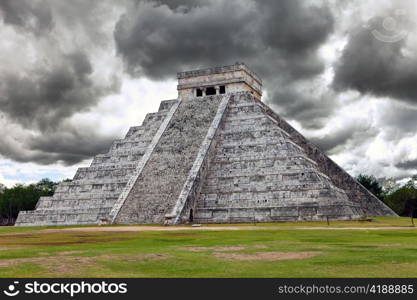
[16,63,396,226]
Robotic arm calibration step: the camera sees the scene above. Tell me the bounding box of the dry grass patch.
[179,244,268,252]
[180,246,246,252]
[213,251,321,261]
[0,252,170,275]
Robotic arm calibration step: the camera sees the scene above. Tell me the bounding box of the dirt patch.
[253,245,268,249]
[57,250,87,256]
[0,246,23,251]
[0,255,95,275]
[97,253,169,262]
[180,246,247,252]
[27,237,128,246]
[213,251,321,261]
[180,244,270,252]
[0,253,169,275]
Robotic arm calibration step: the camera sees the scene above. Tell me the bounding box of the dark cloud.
[310,127,356,153]
[0,48,120,164]
[0,0,53,34]
[268,86,337,130]
[28,126,115,165]
[0,51,109,131]
[115,0,333,80]
[114,0,258,79]
[114,0,335,129]
[333,15,417,104]
[396,159,417,170]
[0,124,115,165]
[309,122,379,154]
[378,103,417,140]
[0,0,123,166]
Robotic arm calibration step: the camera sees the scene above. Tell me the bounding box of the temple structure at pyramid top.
[15,63,396,226]
[177,62,262,100]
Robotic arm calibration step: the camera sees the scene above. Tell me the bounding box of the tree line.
[0,178,61,225]
[356,174,417,218]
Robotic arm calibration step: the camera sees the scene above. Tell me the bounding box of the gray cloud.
[310,127,357,153]
[28,126,116,165]
[309,122,379,154]
[0,0,53,34]
[0,51,109,131]
[115,0,333,79]
[378,103,417,140]
[333,15,417,104]
[0,123,115,166]
[0,50,118,165]
[396,159,417,170]
[114,0,336,129]
[0,1,123,165]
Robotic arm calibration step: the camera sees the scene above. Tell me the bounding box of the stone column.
[215,86,220,95]
[202,87,207,96]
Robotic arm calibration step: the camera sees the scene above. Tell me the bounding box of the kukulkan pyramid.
[16,63,396,226]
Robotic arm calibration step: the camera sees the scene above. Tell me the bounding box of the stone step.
[73,168,135,181]
[200,181,330,194]
[142,111,169,126]
[15,208,112,226]
[205,169,322,182]
[193,205,361,223]
[53,190,121,200]
[124,126,144,139]
[36,197,115,210]
[55,183,127,195]
[158,99,178,111]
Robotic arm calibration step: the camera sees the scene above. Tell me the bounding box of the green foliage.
[383,178,417,217]
[356,174,384,200]
[0,178,59,225]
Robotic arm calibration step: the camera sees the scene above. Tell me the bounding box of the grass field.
[0,217,417,277]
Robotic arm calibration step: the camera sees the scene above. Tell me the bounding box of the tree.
[356,174,384,200]
[0,184,40,225]
[0,178,59,225]
[0,183,5,193]
[384,185,417,217]
[383,176,417,218]
[35,178,58,195]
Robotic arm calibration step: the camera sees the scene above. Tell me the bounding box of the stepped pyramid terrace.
[15,63,396,226]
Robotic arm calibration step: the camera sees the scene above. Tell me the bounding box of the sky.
[0,0,416,187]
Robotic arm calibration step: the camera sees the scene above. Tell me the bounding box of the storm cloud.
[113,0,336,128]
[0,0,122,165]
[114,0,334,79]
[333,13,417,104]
[0,52,102,130]
[0,0,53,34]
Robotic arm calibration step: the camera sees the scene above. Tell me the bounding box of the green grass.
[0,217,417,277]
